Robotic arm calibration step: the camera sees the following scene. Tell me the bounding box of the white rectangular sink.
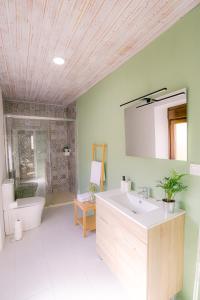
[96,189,185,228]
[110,192,158,215]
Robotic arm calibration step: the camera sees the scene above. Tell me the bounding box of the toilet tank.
[2,179,15,211]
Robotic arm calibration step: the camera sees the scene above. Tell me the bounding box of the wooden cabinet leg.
[74,202,78,225]
[83,211,87,238]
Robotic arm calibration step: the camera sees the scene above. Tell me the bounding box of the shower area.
[4,102,76,206]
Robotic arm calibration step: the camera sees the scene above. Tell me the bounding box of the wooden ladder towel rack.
[73,143,107,237]
[92,144,106,192]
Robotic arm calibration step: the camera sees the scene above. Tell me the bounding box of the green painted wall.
[77,6,200,299]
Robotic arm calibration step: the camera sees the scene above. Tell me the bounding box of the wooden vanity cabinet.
[96,197,185,300]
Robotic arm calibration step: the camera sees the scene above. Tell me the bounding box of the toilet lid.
[17,197,45,208]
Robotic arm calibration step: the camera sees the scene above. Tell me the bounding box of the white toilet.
[2,179,45,235]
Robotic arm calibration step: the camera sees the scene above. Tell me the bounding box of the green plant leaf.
[156,170,187,200]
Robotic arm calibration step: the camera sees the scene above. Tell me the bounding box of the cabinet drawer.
[117,228,147,269]
[96,215,115,253]
[96,214,147,266]
[96,197,148,243]
[116,237,147,287]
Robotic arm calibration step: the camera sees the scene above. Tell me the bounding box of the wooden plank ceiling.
[0,0,199,105]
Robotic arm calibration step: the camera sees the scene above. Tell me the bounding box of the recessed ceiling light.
[53,57,65,65]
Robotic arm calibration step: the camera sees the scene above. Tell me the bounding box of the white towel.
[90,160,104,186]
[77,193,90,202]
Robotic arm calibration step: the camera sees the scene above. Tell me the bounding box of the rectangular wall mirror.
[124,88,187,161]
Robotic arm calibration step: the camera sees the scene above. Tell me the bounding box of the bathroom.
[0,2,200,300]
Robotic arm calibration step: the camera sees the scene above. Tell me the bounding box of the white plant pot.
[163,199,175,214]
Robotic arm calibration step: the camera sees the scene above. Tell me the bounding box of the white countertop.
[96,189,185,229]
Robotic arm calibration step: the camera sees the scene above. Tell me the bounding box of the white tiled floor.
[0,205,132,300]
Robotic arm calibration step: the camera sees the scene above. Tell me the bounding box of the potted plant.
[157,170,187,213]
[88,182,98,201]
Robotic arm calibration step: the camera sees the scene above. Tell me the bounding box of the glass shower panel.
[6,118,52,197]
[35,131,48,179]
[17,130,36,180]
[5,116,76,202]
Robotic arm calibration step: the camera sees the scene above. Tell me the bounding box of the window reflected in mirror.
[124,89,187,161]
[168,104,187,161]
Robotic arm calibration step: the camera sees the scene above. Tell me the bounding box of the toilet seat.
[17,197,45,208]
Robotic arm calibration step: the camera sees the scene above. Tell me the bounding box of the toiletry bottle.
[124,178,132,192]
[121,176,126,192]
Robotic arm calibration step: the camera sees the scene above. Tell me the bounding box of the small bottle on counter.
[121,176,126,192]
[125,179,132,192]
[121,176,132,192]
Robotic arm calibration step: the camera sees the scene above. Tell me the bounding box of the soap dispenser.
[121,176,126,192]
[124,178,131,192]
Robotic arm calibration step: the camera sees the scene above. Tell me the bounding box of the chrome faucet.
[138,186,150,199]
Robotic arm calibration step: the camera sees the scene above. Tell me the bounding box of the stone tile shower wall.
[6,118,50,179]
[65,102,76,192]
[5,101,76,193]
[4,100,68,118]
[49,120,68,192]
[67,121,76,192]
[66,101,76,119]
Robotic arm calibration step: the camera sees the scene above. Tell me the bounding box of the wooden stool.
[74,199,96,237]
